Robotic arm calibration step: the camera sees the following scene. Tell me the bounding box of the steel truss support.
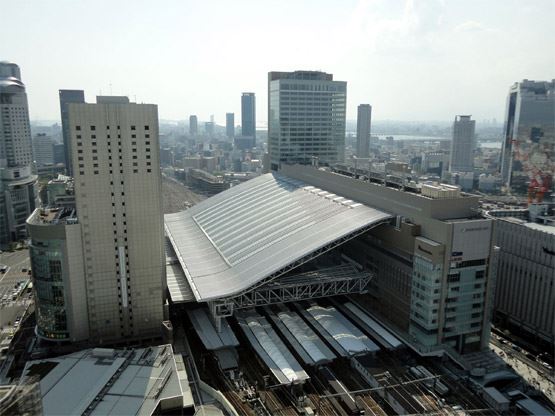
[220,265,373,309]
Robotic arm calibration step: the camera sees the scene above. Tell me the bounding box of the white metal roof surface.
[305,305,380,355]
[237,312,309,385]
[165,172,391,301]
[276,310,336,365]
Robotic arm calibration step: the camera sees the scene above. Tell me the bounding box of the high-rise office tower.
[67,95,163,343]
[32,133,55,166]
[268,71,347,170]
[189,115,198,136]
[356,104,372,158]
[59,90,85,176]
[205,121,214,137]
[449,115,475,173]
[241,92,256,143]
[0,62,38,247]
[53,143,65,164]
[226,112,235,138]
[500,80,555,196]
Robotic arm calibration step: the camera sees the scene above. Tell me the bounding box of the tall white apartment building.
[268,71,347,170]
[67,96,164,343]
[356,104,372,158]
[449,115,475,173]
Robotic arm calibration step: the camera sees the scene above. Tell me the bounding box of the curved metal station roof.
[165,172,391,302]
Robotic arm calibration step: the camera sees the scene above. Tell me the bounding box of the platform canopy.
[165,172,391,302]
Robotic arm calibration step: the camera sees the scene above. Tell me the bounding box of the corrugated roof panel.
[165,173,391,302]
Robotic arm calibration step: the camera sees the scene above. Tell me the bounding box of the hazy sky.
[2,0,554,124]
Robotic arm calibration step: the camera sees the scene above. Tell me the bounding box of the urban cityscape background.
[0,1,553,415]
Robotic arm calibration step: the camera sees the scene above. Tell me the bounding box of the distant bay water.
[370,134,502,149]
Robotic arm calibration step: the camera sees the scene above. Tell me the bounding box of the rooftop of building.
[22,344,192,416]
[269,70,335,81]
[486,202,555,235]
[330,164,474,201]
[48,174,72,184]
[27,207,78,226]
[165,172,391,302]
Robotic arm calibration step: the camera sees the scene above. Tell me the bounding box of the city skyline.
[1,0,553,122]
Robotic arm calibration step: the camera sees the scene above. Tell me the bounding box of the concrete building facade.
[449,115,476,173]
[67,96,165,343]
[487,205,554,348]
[268,71,347,170]
[282,165,496,354]
[356,104,372,158]
[0,62,38,247]
[500,80,554,196]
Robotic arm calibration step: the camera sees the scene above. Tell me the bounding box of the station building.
[165,164,497,356]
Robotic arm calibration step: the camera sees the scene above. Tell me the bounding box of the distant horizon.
[2,0,553,122]
[30,116,504,126]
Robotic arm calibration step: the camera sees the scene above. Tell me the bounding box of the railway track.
[329,359,388,415]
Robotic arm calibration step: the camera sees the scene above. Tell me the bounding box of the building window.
[131,125,136,130]
[76,126,81,131]
[91,125,96,131]
[133,169,138,173]
[144,125,149,130]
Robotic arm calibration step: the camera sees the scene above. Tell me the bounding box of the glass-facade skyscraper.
[500,79,554,196]
[356,104,372,158]
[241,92,256,143]
[189,115,198,136]
[59,89,85,176]
[226,112,235,138]
[268,71,347,170]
